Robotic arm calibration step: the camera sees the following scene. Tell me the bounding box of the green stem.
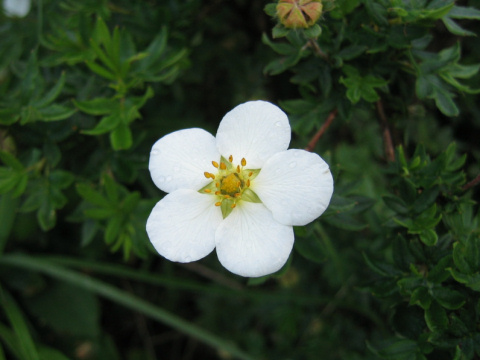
[40,255,330,305]
[0,254,256,360]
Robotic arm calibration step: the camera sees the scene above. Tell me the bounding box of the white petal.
[216,101,291,169]
[3,0,31,17]
[149,128,221,193]
[215,202,294,277]
[146,189,222,262]
[252,149,333,226]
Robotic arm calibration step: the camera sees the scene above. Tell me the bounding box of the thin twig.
[462,174,480,191]
[376,100,395,162]
[180,262,245,291]
[305,109,337,152]
[307,38,329,60]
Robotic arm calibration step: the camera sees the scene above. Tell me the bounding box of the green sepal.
[245,168,261,180]
[220,198,235,219]
[242,188,262,203]
[220,156,234,171]
[198,181,217,194]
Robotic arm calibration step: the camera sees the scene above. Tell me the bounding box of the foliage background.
[0,0,479,359]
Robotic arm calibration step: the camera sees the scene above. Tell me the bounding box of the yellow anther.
[229,155,233,163]
[234,193,241,198]
[246,179,250,187]
[237,165,241,173]
[248,171,253,177]
[241,158,246,166]
[220,162,227,170]
[212,161,219,168]
[215,191,221,195]
[215,202,222,206]
[204,189,212,193]
[224,195,231,199]
[231,203,236,209]
[204,172,215,179]
[215,182,220,188]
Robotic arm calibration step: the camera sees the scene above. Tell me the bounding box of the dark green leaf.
[425,300,448,332]
[110,123,132,150]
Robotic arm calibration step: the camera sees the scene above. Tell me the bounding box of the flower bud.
[276,0,323,29]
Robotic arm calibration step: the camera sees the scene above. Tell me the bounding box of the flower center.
[220,173,242,196]
[200,155,261,218]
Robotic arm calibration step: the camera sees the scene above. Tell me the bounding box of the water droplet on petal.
[275,121,282,127]
[289,161,296,168]
[151,149,159,155]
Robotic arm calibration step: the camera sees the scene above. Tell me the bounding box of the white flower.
[146,101,333,277]
[3,0,31,17]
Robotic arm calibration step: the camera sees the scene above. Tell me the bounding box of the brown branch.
[180,262,244,291]
[307,39,329,60]
[462,174,480,191]
[376,100,396,162]
[305,109,337,152]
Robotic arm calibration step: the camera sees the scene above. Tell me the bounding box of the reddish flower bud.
[276,0,323,29]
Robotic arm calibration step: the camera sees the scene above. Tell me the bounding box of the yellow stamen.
[215,182,220,188]
[236,165,240,173]
[220,162,226,170]
[204,189,212,193]
[224,195,231,199]
[204,172,215,179]
[215,191,221,195]
[248,171,253,177]
[246,179,250,187]
[229,155,233,162]
[234,193,241,198]
[212,161,219,168]
[215,202,222,206]
[241,158,246,166]
[231,203,236,209]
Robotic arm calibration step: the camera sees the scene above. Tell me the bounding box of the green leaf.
[294,236,326,264]
[76,184,112,208]
[74,97,117,115]
[410,287,432,309]
[0,287,40,360]
[425,300,448,332]
[83,114,120,135]
[303,24,322,38]
[86,61,117,80]
[0,254,256,360]
[0,151,24,171]
[33,72,67,108]
[38,199,56,231]
[442,17,476,37]
[93,17,112,47]
[24,281,100,338]
[105,216,122,244]
[110,123,132,150]
[261,33,296,55]
[84,208,116,219]
[448,6,480,19]
[419,228,438,246]
[430,286,465,310]
[37,104,76,122]
[38,347,70,360]
[448,268,480,291]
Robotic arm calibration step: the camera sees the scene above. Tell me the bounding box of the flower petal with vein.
[147,100,334,277]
